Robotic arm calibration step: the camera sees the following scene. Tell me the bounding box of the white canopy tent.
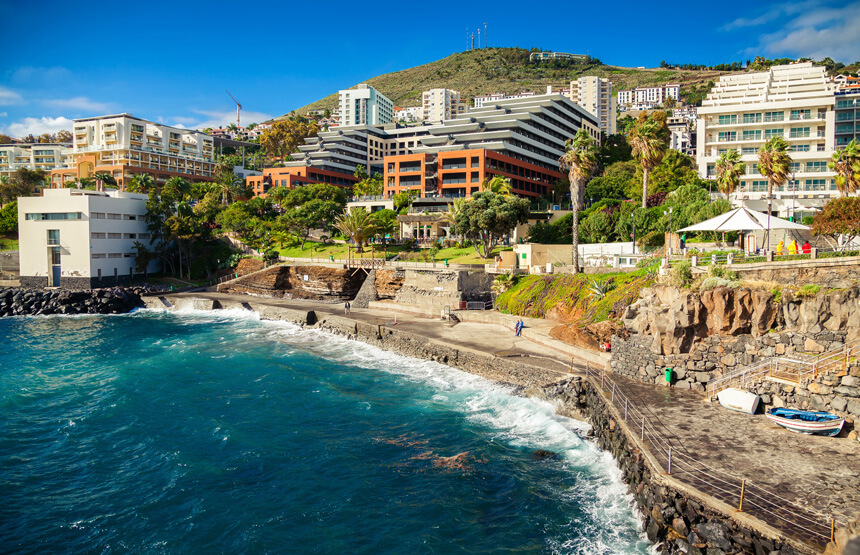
[677,207,809,233]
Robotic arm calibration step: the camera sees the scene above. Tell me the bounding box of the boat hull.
[766,410,844,436]
[717,388,761,415]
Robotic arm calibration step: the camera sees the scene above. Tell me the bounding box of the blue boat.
[766,408,845,436]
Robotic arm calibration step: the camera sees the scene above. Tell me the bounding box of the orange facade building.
[246,166,359,197]
[384,149,561,199]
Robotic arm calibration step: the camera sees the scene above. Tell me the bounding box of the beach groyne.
[0,287,144,317]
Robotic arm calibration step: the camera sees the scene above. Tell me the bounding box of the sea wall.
[0,287,144,316]
[539,378,809,554]
[392,269,493,309]
[219,265,367,301]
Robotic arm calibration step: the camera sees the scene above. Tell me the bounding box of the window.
[807,161,826,173]
[718,115,737,125]
[47,229,60,245]
[836,112,855,121]
[123,214,137,220]
[25,212,82,221]
[789,127,810,138]
[471,157,479,168]
[750,180,768,192]
[790,109,811,121]
[717,131,737,142]
[442,172,467,184]
[836,124,855,134]
[91,232,106,239]
[764,111,784,122]
[108,233,121,239]
[92,253,106,259]
[742,113,762,123]
[107,213,121,220]
[51,247,61,265]
[789,162,801,172]
[764,128,783,139]
[442,158,467,170]
[742,130,762,141]
[108,253,123,259]
[123,233,137,239]
[836,99,855,109]
[742,147,757,154]
[790,144,810,152]
[138,233,150,240]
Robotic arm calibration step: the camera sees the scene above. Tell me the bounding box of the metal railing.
[707,340,859,399]
[583,364,842,548]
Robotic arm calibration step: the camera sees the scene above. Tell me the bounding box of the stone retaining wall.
[610,330,848,393]
[748,364,860,423]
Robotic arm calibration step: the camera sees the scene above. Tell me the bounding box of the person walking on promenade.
[776,240,784,256]
[345,301,351,315]
[788,239,798,255]
[802,241,812,254]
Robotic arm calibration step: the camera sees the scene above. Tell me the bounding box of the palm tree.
[757,136,792,250]
[442,197,467,244]
[215,170,242,205]
[333,207,377,253]
[628,114,668,208]
[714,149,745,200]
[829,139,860,197]
[481,174,512,195]
[93,171,116,192]
[127,173,155,194]
[558,128,598,274]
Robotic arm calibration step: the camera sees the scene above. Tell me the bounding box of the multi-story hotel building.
[422,89,467,123]
[50,114,216,189]
[338,84,394,126]
[834,77,860,148]
[17,188,157,289]
[394,106,423,123]
[567,76,617,135]
[384,94,600,199]
[473,91,540,108]
[696,62,839,216]
[0,143,72,179]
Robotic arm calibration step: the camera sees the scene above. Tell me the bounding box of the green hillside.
[286,48,730,116]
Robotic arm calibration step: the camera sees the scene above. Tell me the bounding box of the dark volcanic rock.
[0,286,147,317]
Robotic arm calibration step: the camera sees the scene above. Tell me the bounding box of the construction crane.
[226,89,242,127]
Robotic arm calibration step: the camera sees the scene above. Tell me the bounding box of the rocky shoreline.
[0,287,146,317]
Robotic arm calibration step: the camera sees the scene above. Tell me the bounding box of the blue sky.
[1,0,859,137]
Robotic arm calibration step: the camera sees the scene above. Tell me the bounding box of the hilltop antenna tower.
[471,33,475,50]
[226,89,242,127]
[477,29,480,48]
[484,22,487,47]
[466,27,470,50]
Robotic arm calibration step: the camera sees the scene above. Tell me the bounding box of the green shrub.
[700,277,739,290]
[771,288,782,303]
[795,284,821,298]
[669,260,693,287]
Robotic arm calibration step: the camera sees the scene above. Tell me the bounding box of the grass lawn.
[274,241,404,260]
[0,236,19,251]
[398,245,512,265]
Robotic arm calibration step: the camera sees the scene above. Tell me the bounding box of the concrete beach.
[145,291,858,553]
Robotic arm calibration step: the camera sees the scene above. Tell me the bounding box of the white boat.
[717,388,761,415]
[766,408,845,436]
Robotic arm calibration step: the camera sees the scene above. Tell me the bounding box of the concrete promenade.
[152,291,858,551]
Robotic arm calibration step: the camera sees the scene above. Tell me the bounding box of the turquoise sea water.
[0,309,649,554]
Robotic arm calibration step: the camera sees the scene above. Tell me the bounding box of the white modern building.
[567,76,617,135]
[338,84,394,126]
[617,84,681,108]
[0,143,72,178]
[394,106,423,123]
[422,88,467,122]
[696,62,839,217]
[473,91,538,108]
[17,188,158,289]
[51,114,216,189]
[668,117,695,157]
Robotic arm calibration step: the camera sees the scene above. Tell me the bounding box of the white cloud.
[0,87,24,106]
[42,96,113,113]
[0,112,7,118]
[732,1,860,62]
[1,116,75,137]
[190,109,274,130]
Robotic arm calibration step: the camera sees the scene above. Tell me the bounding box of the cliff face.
[623,285,860,355]
[221,265,367,301]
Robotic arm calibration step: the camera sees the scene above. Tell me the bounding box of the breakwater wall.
[145,294,816,554]
[0,287,144,317]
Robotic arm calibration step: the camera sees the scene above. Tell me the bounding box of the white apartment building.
[617,84,681,107]
[395,106,423,123]
[473,91,537,108]
[567,76,617,135]
[338,84,394,126]
[668,117,695,157]
[17,188,158,289]
[51,114,215,189]
[696,62,838,217]
[0,143,72,178]
[422,88,467,122]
